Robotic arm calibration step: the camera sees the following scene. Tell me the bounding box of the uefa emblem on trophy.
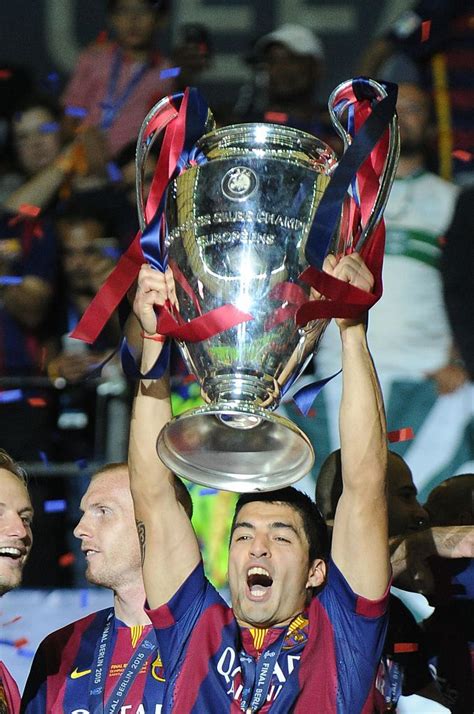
[131,78,399,493]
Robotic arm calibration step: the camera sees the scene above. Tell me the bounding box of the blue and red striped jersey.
[148,559,389,713]
[21,608,165,713]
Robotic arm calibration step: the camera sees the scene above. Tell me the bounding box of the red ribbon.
[156,304,253,342]
[71,93,189,344]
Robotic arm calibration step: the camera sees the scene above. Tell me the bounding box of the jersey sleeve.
[0,661,21,714]
[20,642,48,713]
[318,559,390,703]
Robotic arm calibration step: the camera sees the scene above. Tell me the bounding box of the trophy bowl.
[135,82,398,492]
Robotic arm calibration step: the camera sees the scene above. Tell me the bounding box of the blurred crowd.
[0,0,473,709]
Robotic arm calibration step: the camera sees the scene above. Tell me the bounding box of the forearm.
[2,164,67,214]
[128,340,174,505]
[339,323,387,490]
[331,323,389,597]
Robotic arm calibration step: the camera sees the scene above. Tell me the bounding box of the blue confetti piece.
[160,66,181,79]
[44,499,67,513]
[199,488,218,496]
[106,161,122,182]
[17,648,35,659]
[38,450,49,465]
[65,105,88,119]
[102,245,121,259]
[80,589,89,608]
[39,121,60,134]
[0,276,23,286]
[75,458,89,470]
[47,72,59,83]
[0,389,23,403]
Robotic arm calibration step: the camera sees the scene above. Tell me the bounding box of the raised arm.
[329,253,390,599]
[128,264,200,610]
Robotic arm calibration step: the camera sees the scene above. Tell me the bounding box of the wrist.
[141,330,167,343]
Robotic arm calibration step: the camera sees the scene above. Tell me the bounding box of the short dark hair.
[0,449,28,486]
[231,487,329,562]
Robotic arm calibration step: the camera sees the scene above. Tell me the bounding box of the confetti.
[96,30,108,44]
[106,161,123,182]
[27,397,47,408]
[1,616,22,627]
[38,450,49,465]
[160,67,181,79]
[58,552,75,567]
[14,637,28,648]
[388,427,414,443]
[199,488,218,496]
[0,389,23,404]
[0,69,12,80]
[65,105,88,119]
[0,276,23,286]
[44,499,67,513]
[75,458,89,471]
[102,245,121,259]
[80,589,89,608]
[264,111,289,123]
[420,19,431,42]
[39,121,60,134]
[16,648,35,658]
[18,204,41,218]
[452,149,472,162]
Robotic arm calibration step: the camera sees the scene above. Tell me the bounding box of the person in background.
[441,186,474,382]
[0,63,33,203]
[422,474,474,714]
[233,23,337,149]
[45,203,122,459]
[21,462,193,712]
[287,81,470,501]
[316,449,450,710]
[2,95,107,217]
[62,0,176,160]
[0,449,34,713]
[359,0,474,185]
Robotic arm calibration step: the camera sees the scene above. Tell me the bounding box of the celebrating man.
[22,462,192,713]
[0,450,34,713]
[127,252,391,713]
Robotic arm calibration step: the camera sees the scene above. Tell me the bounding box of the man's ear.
[306,558,326,589]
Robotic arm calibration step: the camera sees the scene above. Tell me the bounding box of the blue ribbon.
[304,78,397,270]
[291,79,397,414]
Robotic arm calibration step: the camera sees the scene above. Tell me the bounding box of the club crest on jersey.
[151,653,165,682]
[283,615,309,649]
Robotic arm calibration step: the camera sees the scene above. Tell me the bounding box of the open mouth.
[0,547,23,561]
[247,566,273,600]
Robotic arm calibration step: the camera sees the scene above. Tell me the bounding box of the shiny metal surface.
[135,83,399,492]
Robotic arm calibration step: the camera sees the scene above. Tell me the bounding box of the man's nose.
[249,535,270,558]
[73,514,90,539]
[413,503,430,530]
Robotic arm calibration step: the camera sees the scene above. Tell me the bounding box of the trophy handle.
[136,96,176,233]
[328,78,400,252]
[135,94,216,233]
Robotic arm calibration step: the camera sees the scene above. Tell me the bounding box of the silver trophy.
[136,80,399,492]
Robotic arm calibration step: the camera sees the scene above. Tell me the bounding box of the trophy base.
[156,402,314,492]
